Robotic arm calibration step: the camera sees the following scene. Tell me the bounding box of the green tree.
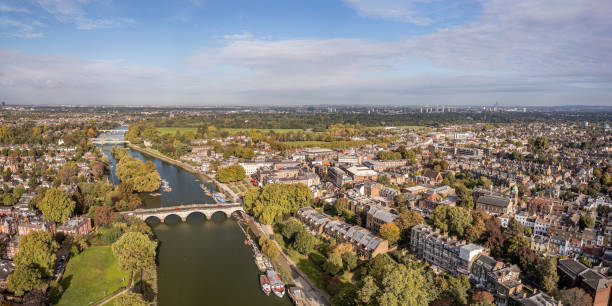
[579,215,595,230]
[579,256,592,268]
[293,229,316,255]
[323,252,344,275]
[14,232,58,278]
[432,205,473,238]
[36,188,76,223]
[7,266,42,296]
[243,183,313,225]
[112,232,157,287]
[281,219,303,242]
[3,193,16,206]
[215,165,246,183]
[454,184,474,210]
[259,236,279,259]
[357,276,379,305]
[14,184,25,198]
[115,156,161,192]
[532,136,549,150]
[342,252,359,271]
[380,223,400,245]
[537,257,559,292]
[114,292,147,306]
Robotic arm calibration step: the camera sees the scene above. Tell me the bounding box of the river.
[99,130,291,306]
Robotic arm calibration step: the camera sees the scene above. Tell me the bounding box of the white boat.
[260,274,271,296]
[266,270,285,298]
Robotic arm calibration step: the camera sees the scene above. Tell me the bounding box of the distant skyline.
[1,0,611,106]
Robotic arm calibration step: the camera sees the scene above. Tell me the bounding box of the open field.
[57,246,130,306]
[156,126,306,135]
[156,127,198,134]
[282,140,370,148]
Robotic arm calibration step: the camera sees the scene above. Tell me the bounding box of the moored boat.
[160,179,171,192]
[260,274,271,296]
[266,269,285,298]
[213,192,226,203]
[288,286,308,306]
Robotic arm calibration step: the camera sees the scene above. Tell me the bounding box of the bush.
[99,227,122,245]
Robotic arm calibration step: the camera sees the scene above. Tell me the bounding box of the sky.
[0,0,611,106]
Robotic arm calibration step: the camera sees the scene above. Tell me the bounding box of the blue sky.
[1,0,611,106]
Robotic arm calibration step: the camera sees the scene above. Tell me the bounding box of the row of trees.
[113,146,161,193]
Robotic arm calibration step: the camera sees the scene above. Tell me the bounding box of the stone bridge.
[120,203,245,222]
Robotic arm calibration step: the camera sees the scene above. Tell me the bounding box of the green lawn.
[156,127,198,135]
[57,246,130,306]
[156,127,306,136]
[282,140,370,149]
[221,128,305,134]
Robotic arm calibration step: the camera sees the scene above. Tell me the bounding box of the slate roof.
[477,195,511,208]
[558,258,589,278]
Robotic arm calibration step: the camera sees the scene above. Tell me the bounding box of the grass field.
[57,246,130,306]
[156,127,307,135]
[282,139,371,149]
[156,127,198,135]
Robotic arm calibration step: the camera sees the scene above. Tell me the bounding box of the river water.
[99,130,291,306]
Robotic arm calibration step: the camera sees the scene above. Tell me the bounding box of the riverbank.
[126,144,239,202]
[243,216,331,305]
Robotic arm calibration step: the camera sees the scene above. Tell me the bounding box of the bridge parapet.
[120,203,244,223]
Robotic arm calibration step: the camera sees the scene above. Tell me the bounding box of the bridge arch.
[209,210,229,220]
[144,215,161,224]
[186,211,207,222]
[163,214,183,224]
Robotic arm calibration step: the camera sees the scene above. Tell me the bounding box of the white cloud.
[342,0,450,25]
[1,0,611,106]
[0,4,31,13]
[0,18,44,38]
[35,0,135,30]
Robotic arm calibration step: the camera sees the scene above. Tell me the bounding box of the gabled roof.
[558,258,588,278]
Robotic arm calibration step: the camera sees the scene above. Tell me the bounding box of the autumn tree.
[92,162,105,179]
[394,210,423,243]
[94,205,115,226]
[380,223,400,245]
[471,291,495,305]
[57,163,77,185]
[558,288,592,306]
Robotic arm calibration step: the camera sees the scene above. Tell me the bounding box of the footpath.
[246,217,331,306]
